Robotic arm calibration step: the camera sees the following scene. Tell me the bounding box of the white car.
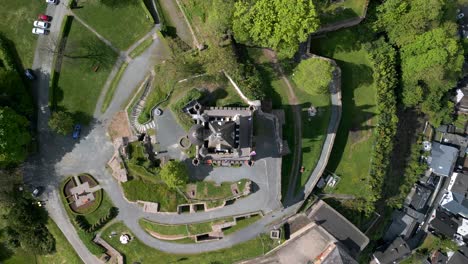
[33,20,50,29]
[458,13,465,20]
[32,27,47,35]
[46,0,58,4]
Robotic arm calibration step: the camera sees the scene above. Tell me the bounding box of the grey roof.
[308,200,369,257]
[441,133,468,157]
[429,210,460,238]
[322,245,358,264]
[448,251,468,264]
[383,209,421,242]
[429,142,458,177]
[373,237,411,264]
[409,185,432,212]
[451,173,468,197]
[441,192,468,218]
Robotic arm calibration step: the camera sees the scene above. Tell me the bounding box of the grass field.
[311,29,377,198]
[291,76,331,193]
[103,221,279,263]
[73,0,153,50]
[194,179,248,201]
[55,19,117,123]
[0,0,46,68]
[317,0,369,24]
[129,37,154,58]
[101,61,128,113]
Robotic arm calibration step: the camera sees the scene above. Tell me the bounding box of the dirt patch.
[349,119,372,148]
[108,111,132,141]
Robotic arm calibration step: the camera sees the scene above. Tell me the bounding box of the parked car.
[38,14,51,21]
[32,187,42,197]
[458,13,465,20]
[33,20,50,29]
[46,0,58,4]
[73,124,81,139]
[24,69,35,80]
[32,27,48,35]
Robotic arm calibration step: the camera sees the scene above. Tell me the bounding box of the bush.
[48,111,74,135]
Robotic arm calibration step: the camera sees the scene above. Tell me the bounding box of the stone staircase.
[129,76,156,134]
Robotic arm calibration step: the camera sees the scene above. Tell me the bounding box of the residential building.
[373,237,411,264]
[429,209,460,239]
[440,172,468,218]
[185,102,255,165]
[428,143,459,177]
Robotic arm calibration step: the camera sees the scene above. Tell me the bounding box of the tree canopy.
[160,160,189,189]
[48,111,74,135]
[233,0,320,58]
[375,0,463,126]
[0,107,31,168]
[4,193,55,254]
[292,58,334,94]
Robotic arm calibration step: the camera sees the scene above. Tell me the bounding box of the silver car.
[33,20,50,29]
[32,27,48,35]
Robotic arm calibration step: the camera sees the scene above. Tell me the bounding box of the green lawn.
[290,65,332,193]
[223,215,261,236]
[54,18,117,123]
[73,0,153,50]
[140,219,189,236]
[311,29,377,198]
[129,37,154,58]
[102,222,279,263]
[0,0,46,68]
[122,180,187,212]
[316,0,369,24]
[194,179,248,201]
[37,219,83,264]
[101,61,128,113]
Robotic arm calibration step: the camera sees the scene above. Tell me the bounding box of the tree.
[159,161,188,189]
[48,111,74,135]
[0,107,31,168]
[233,0,320,58]
[5,193,55,254]
[292,58,334,94]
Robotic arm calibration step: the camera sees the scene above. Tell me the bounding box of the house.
[440,172,468,218]
[373,237,411,264]
[456,87,468,113]
[308,200,370,257]
[428,143,459,177]
[429,209,460,239]
[441,133,468,158]
[383,207,425,242]
[405,184,433,212]
[185,102,255,165]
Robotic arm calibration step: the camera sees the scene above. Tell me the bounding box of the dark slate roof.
[208,121,236,148]
[409,185,432,212]
[308,201,369,257]
[322,245,358,264]
[448,251,468,264]
[383,210,418,242]
[429,210,460,238]
[373,237,411,264]
[429,142,458,177]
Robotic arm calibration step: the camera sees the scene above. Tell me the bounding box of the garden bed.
[62,174,103,215]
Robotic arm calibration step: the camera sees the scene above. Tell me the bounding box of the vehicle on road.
[38,14,51,21]
[33,20,50,29]
[458,13,465,20]
[32,187,42,197]
[32,27,48,35]
[46,0,58,5]
[73,124,81,139]
[24,69,35,80]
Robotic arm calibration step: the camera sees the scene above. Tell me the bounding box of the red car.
[38,14,51,21]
